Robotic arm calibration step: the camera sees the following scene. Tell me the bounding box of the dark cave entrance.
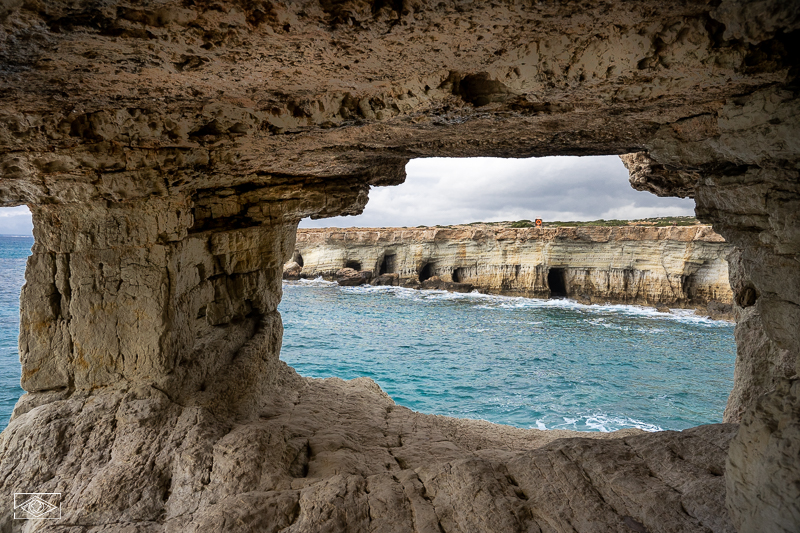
[452,267,465,283]
[345,260,362,270]
[419,262,435,282]
[292,250,304,267]
[379,254,396,275]
[548,268,567,297]
[682,273,697,301]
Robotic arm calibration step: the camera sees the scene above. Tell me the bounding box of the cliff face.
[0,0,798,531]
[292,225,734,312]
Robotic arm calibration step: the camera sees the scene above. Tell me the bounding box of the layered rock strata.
[289,225,734,315]
[0,0,798,531]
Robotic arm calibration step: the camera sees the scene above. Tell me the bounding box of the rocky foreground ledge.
[286,224,734,318]
[2,362,739,532]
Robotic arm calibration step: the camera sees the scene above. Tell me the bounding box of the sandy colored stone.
[726,377,800,532]
[282,261,302,280]
[334,267,371,286]
[0,366,738,533]
[291,224,733,312]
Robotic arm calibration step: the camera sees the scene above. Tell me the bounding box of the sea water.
[0,237,737,433]
[0,236,31,429]
[280,278,736,432]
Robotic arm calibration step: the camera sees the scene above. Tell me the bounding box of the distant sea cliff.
[286,224,734,318]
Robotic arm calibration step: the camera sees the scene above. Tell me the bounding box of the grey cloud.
[0,206,33,235]
[301,156,695,228]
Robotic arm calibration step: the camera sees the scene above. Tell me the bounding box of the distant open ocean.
[0,237,736,433]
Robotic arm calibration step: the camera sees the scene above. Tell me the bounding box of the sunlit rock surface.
[0,0,798,531]
[291,224,734,315]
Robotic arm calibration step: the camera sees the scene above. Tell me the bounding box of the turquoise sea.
[280,279,737,432]
[0,236,31,429]
[0,237,737,433]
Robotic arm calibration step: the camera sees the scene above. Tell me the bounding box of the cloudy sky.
[0,156,694,234]
[0,206,33,235]
[301,155,694,228]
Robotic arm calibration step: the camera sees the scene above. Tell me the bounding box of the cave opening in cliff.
[452,267,465,283]
[683,273,697,301]
[345,260,362,270]
[548,268,567,297]
[379,254,396,275]
[419,262,435,282]
[292,250,304,267]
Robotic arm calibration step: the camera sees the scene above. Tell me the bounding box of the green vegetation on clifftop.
[467,216,700,228]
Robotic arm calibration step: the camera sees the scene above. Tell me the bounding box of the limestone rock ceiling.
[0,0,798,214]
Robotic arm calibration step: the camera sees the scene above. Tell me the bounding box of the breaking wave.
[280,280,736,432]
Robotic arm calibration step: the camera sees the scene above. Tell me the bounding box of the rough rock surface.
[372,273,400,287]
[282,261,302,280]
[290,224,734,314]
[0,0,798,531]
[726,377,800,532]
[334,267,372,286]
[1,366,738,533]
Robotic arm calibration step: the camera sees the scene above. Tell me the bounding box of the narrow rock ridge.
[288,224,734,316]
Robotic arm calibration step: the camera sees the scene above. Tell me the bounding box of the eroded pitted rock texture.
[726,377,800,532]
[0,372,739,533]
[291,225,734,314]
[0,0,798,531]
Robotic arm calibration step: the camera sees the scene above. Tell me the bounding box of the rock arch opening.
[345,259,362,270]
[682,273,696,301]
[1,0,798,527]
[452,267,466,283]
[292,250,304,267]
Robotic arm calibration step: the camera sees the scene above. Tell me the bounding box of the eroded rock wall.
[624,153,800,530]
[291,225,733,312]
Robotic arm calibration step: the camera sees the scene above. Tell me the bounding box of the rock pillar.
[20,196,293,409]
[695,170,800,531]
[625,152,800,531]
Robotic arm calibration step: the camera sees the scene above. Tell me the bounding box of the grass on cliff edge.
[454,216,701,229]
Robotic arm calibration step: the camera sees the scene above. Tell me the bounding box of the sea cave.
[0,1,797,531]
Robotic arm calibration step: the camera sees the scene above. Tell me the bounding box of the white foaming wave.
[288,276,337,286]
[472,294,732,327]
[341,284,425,300]
[535,420,548,430]
[552,413,663,433]
[585,318,630,331]
[585,414,663,433]
[666,308,732,326]
[585,303,731,327]
[311,283,732,326]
